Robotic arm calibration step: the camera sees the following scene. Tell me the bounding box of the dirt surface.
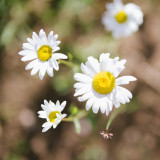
[0,0,160,160]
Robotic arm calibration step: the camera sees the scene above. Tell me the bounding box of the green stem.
[106,105,125,130]
[59,59,74,68]
[62,110,88,122]
[62,117,73,122]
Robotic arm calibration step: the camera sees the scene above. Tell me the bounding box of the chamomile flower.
[19,29,68,80]
[102,0,143,38]
[38,100,67,132]
[74,53,136,115]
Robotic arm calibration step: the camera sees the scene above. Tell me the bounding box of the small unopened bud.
[100,130,113,140]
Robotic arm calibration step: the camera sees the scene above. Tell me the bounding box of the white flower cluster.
[18,0,142,132]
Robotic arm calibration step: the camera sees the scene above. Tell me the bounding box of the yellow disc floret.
[93,71,115,94]
[115,11,128,24]
[38,45,52,61]
[49,111,60,123]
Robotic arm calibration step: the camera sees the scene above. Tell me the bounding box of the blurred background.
[0,0,160,159]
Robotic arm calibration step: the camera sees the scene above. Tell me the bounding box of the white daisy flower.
[38,100,67,132]
[74,53,136,116]
[102,0,143,38]
[19,29,68,80]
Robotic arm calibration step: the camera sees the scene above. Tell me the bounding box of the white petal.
[27,38,35,45]
[107,99,113,111]
[50,59,59,71]
[117,94,127,104]
[48,31,53,42]
[62,113,67,118]
[86,98,95,111]
[85,56,100,74]
[39,29,47,43]
[31,65,40,75]
[60,101,66,111]
[38,111,47,119]
[113,59,126,78]
[42,124,52,132]
[77,91,93,102]
[113,99,121,108]
[100,101,107,114]
[74,73,92,83]
[32,32,39,42]
[44,100,49,107]
[49,100,55,108]
[56,113,61,118]
[74,82,91,89]
[105,106,110,116]
[116,76,137,85]
[19,50,36,56]
[92,99,100,114]
[52,53,68,60]
[25,59,39,70]
[22,43,34,50]
[100,58,112,73]
[53,34,58,40]
[21,54,37,62]
[74,86,91,96]
[46,65,54,77]
[114,87,130,105]
[53,124,58,129]
[99,53,110,63]
[41,104,46,110]
[80,63,95,78]
[113,88,121,108]
[118,86,132,99]
[56,100,60,106]
[56,41,61,45]
[52,47,60,52]
[42,122,51,127]
[39,62,48,80]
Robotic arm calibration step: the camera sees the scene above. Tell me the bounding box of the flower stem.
[106,105,125,130]
[59,59,74,68]
[62,118,73,122]
[62,110,88,122]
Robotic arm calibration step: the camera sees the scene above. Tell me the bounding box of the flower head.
[19,29,68,80]
[38,100,67,132]
[100,130,113,140]
[74,53,136,115]
[102,0,143,38]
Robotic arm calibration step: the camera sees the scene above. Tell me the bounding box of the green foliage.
[73,118,81,134]
[52,70,74,95]
[76,144,108,160]
[5,153,21,160]
[15,140,29,155]
[69,104,79,116]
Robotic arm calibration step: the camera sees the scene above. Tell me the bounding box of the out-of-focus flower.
[74,53,136,115]
[19,29,67,80]
[102,0,143,38]
[100,130,113,140]
[38,100,67,132]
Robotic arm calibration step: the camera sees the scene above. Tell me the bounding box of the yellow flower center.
[49,111,60,123]
[92,71,115,94]
[38,45,52,61]
[115,11,128,24]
